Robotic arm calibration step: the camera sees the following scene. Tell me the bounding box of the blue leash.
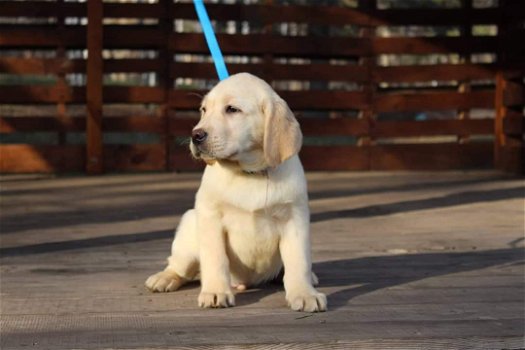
[193,0,229,81]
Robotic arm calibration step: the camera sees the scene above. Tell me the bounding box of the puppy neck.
[217,158,269,176]
[220,149,271,176]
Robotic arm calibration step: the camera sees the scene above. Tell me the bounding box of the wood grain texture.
[0,172,523,349]
[0,57,72,74]
[1,1,522,173]
[375,91,494,113]
[0,145,84,173]
[104,144,165,172]
[372,119,493,138]
[370,143,493,170]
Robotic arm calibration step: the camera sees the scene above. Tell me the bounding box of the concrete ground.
[0,171,524,349]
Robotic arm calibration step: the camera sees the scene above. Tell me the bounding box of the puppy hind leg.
[145,209,200,293]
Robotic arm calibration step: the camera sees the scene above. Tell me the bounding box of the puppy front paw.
[145,270,186,293]
[287,291,327,312]
[198,291,235,308]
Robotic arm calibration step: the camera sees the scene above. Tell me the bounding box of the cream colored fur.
[145,73,327,312]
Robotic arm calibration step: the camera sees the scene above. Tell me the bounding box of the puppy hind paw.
[145,270,186,293]
[198,291,235,308]
[287,291,327,313]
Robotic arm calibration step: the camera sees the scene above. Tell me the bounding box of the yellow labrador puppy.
[145,73,327,312]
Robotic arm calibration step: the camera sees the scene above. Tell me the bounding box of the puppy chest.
[219,204,291,282]
[221,203,292,234]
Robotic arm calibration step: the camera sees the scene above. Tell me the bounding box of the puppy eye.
[225,105,240,114]
[200,107,206,113]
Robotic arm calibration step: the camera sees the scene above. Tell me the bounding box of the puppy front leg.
[280,207,327,312]
[197,208,234,308]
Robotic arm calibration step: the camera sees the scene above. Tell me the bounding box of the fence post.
[494,0,524,174]
[358,0,377,170]
[494,71,524,174]
[494,72,506,170]
[159,1,173,171]
[56,0,69,146]
[457,0,472,144]
[86,0,104,174]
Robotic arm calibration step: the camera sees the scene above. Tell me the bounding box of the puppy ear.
[263,97,302,168]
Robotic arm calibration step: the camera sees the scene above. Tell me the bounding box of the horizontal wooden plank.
[0,116,166,133]
[372,37,498,54]
[0,2,505,26]
[168,90,205,110]
[169,90,369,110]
[169,144,204,172]
[300,118,369,136]
[282,91,369,110]
[7,28,371,54]
[170,142,493,171]
[287,143,493,171]
[168,116,198,137]
[0,2,179,20]
[300,145,369,171]
[104,2,162,19]
[502,2,525,19]
[375,64,496,83]
[0,58,164,74]
[0,145,84,173]
[171,145,371,172]
[0,27,86,47]
[0,27,502,55]
[168,117,370,138]
[503,114,524,137]
[171,62,264,80]
[104,27,166,48]
[103,116,165,133]
[503,81,524,106]
[375,90,495,112]
[171,62,369,82]
[0,143,165,172]
[0,86,163,104]
[272,63,368,82]
[373,119,493,138]
[0,117,84,133]
[0,143,166,173]
[0,86,83,104]
[104,144,165,171]
[170,33,369,57]
[0,2,85,18]
[0,27,165,48]
[104,59,162,73]
[104,87,164,104]
[495,144,524,174]
[0,143,496,173]
[368,8,501,26]
[0,88,495,112]
[169,3,373,26]
[0,59,499,84]
[0,58,72,75]
[1,117,494,139]
[370,142,493,170]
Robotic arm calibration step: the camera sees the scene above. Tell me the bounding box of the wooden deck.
[0,171,523,349]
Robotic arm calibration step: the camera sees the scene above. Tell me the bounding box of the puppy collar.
[243,169,269,176]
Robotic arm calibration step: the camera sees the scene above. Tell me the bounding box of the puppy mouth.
[190,142,209,160]
[190,141,227,161]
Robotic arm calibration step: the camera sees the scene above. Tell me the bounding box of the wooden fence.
[0,0,523,174]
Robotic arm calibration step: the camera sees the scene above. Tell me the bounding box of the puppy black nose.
[192,129,208,145]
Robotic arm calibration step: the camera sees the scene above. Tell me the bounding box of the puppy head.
[190,73,302,170]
